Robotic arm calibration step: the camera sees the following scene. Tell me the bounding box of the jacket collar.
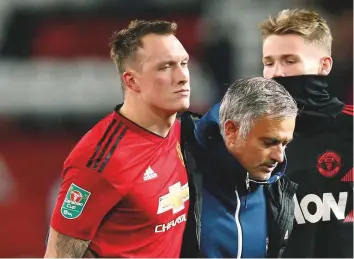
[273,75,344,118]
[274,75,345,136]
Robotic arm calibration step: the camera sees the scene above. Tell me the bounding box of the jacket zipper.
[235,172,251,257]
[235,190,243,258]
[244,172,250,209]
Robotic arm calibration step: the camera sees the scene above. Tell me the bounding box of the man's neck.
[119,100,176,138]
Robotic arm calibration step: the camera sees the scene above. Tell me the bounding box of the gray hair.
[219,77,298,138]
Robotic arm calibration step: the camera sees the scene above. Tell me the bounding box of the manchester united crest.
[317,151,341,177]
[176,141,185,167]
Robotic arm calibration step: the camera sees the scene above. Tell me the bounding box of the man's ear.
[319,56,332,76]
[224,120,240,148]
[122,70,140,93]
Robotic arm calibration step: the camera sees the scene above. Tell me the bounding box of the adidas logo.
[143,166,157,181]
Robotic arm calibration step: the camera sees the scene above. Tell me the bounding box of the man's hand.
[44,227,90,258]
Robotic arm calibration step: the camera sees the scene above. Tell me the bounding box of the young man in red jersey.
[45,20,194,258]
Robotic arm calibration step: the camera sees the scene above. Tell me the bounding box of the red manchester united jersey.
[50,108,190,257]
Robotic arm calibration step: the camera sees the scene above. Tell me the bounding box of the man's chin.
[164,102,190,114]
[249,172,272,181]
[176,102,190,112]
[178,105,189,112]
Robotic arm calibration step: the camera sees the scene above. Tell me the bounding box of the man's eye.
[264,142,273,147]
[159,65,170,71]
[286,60,296,64]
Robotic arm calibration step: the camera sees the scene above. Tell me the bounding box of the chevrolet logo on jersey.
[157,182,189,214]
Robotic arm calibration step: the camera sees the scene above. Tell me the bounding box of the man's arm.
[44,227,90,258]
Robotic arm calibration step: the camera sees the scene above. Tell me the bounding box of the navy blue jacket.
[191,103,297,258]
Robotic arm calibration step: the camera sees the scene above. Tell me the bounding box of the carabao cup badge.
[61,183,91,219]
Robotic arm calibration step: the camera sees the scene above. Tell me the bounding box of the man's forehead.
[138,36,188,60]
[250,116,295,137]
[263,43,302,58]
[138,50,189,66]
[263,34,306,46]
[141,34,185,52]
[262,35,314,57]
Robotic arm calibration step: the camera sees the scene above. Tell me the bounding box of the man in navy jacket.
[193,77,298,258]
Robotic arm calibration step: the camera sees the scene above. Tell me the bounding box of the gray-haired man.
[190,77,298,258]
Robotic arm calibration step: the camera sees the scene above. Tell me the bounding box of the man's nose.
[271,63,286,78]
[270,146,285,164]
[176,65,189,85]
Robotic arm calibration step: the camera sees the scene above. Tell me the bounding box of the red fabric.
[341,168,353,182]
[344,210,353,223]
[342,104,353,116]
[50,111,190,257]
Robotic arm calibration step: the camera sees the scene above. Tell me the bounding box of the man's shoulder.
[178,111,202,137]
[337,104,353,132]
[341,104,353,116]
[65,111,129,173]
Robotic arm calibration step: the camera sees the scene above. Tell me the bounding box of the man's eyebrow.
[262,137,293,144]
[262,56,273,61]
[156,60,177,66]
[156,56,189,66]
[263,54,298,60]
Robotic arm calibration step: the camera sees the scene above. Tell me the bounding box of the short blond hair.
[259,9,332,55]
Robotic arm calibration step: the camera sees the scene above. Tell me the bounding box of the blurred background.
[0,0,352,256]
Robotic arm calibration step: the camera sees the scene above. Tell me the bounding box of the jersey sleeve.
[50,164,128,241]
